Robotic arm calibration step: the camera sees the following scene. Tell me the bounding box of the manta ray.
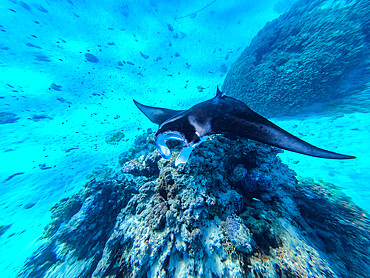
[134,87,355,166]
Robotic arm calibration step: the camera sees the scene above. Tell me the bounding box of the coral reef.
[118,129,156,165]
[105,131,126,145]
[19,132,370,278]
[222,0,369,117]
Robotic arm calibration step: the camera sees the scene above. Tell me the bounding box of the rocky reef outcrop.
[222,0,369,117]
[19,131,369,277]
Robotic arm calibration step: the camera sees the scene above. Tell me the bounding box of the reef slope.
[222,0,370,117]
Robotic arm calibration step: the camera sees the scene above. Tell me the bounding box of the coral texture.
[222,0,369,117]
[20,133,370,278]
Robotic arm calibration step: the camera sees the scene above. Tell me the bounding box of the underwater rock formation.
[223,0,369,117]
[105,131,126,145]
[20,132,369,277]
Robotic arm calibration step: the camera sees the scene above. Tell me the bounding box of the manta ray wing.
[134,88,356,165]
[210,103,356,159]
[133,99,184,125]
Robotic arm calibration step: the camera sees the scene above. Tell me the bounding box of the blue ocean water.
[0,0,369,277]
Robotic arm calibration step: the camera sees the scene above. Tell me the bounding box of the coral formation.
[118,129,156,165]
[223,0,370,117]
[105,131,126,145]
[20,132,370,277]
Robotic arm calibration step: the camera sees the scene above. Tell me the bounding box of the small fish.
[140,52,149,59]
[4,172,25,182]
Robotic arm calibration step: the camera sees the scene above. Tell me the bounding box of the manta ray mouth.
[156,132,211,166]
[155,132,185,159]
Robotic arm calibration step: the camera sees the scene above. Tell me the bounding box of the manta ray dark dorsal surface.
[133,87,356,165]
[133,99,184,125]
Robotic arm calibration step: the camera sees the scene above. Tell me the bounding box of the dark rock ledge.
[19,134,369,277]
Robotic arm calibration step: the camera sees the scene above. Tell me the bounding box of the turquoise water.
[0,0,369,277]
